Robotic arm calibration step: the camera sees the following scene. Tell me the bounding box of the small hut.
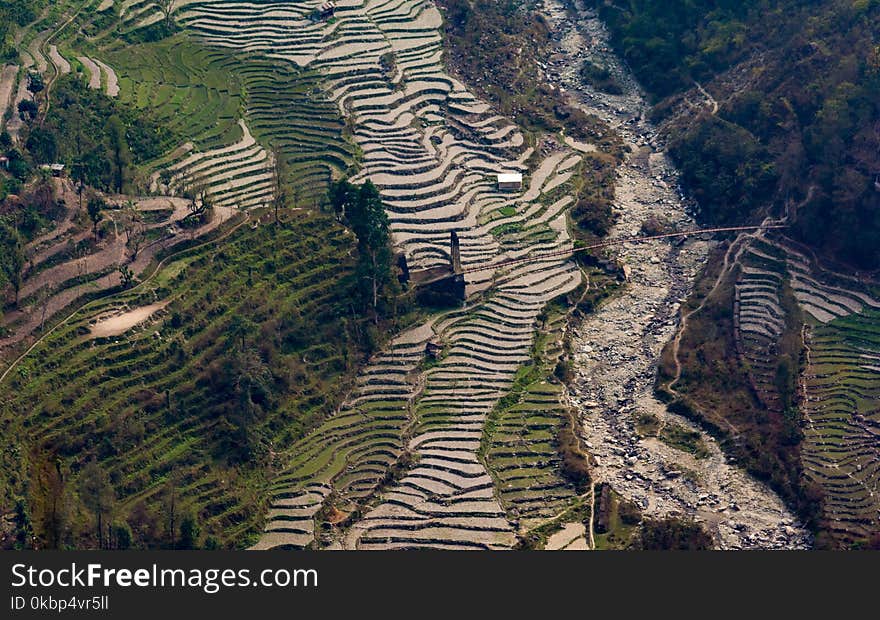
[497,172,522,191]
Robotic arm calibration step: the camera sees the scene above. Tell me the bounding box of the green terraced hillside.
[481,307,588,535]
[0,212,391,548]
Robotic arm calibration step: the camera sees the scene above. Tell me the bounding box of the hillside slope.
[593,0,880,547]
[593,0,880,269]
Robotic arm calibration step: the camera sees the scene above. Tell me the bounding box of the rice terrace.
[0,0,878,553]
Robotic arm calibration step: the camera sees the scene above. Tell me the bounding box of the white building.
[497,172,522,191]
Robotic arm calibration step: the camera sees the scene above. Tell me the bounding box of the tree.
[348,181,392,321]
[118,264,135,287]
[161,470,182,549]
[77,461,115,549]
[328,179,394,321]
[271,145,288,225]
[329,179,355,222]
[87,195,104,240]
[17,99,38,121]
[26,71,44,95]
[119,200,145,260]
[42,458,71,550]
[184,182,211,221]
[226,316,257,354]
[229,347,272,460]
[25,126,57,163]
[159,0,175,27]
[105,115,131,193]
[112,523,133,550]
[71,162,87,210]
[220,316,271,459]
[178,513,201,550]
[0,221,25,305]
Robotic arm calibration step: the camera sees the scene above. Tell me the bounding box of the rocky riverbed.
[543,0,811,549]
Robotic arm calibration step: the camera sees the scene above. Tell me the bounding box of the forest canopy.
[595,0,880,268]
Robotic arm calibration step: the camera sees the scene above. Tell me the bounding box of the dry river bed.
[544,0,810,549]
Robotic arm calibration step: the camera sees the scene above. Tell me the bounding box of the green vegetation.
[34,74,170,193]
[634,517,714,550]
[570,153,618,241]
[635,412,711,459]
[592,0,758,98]
[0,1,47,60]
[669,116,776,225]
[579,61,622,95]
[0,212,401,549]
[329,180,396,321]
[482,306,587,531]
[595,0,880,268]
[0,220,24,306]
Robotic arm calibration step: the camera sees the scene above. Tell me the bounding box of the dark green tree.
[0,221,25,305]
[329,179,355,222]
[271,145,288,225]
[77,460,115,549]
[347,181,392,321]
[105,115,131,193]
[26,71,44,94]
[178,513,201,550]
[86,195,104,240]
[112,523,133,550]
[25,126,57,163]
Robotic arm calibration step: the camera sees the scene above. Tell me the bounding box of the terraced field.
[733,239,794,413]
[783,246,880,543]
[129,0,597,548]
[482,310,584,532]
[152,119,275,211]
[731,236,880,543]
[1,213,370,546]
[98,35,356,201]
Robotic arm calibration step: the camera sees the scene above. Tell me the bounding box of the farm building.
[319,1,336,17]
[497,172,522,191]
[40,163,66,177]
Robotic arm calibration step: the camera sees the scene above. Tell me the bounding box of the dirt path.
[694,81,719,115]
[545,0,809,549]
